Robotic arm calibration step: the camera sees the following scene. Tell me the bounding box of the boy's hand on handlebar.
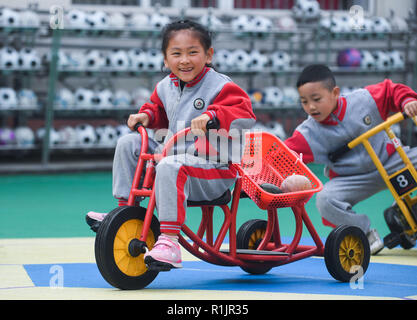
[404,101,417,118]
[191,114,211,136]
[128,113,149,131]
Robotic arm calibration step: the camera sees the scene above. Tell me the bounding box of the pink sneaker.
[144,235,182,271]
[85,211,107,232]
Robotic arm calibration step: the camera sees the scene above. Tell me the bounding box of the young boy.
[285,64,417,254]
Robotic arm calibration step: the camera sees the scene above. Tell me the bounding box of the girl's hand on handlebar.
[404,101,417,118]
[128,113,150,131]
[191,113,211,136]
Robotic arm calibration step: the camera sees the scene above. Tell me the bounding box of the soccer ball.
[113,89,132,108]
[58,126,78,146]
[18,47,40,70]
[360,50,375,70]
[128,48,148,70]
[276,16,297,31]
[266,121,287,140]
[0,46,19,69]
[149,13,170,29]
[390,16,408,32]
[248,50,268,72]
[0,8,20,27]
[75,88,95,109]
[15,126,35,147]
[213,49,232,71]
[66,9,89,29]
[250,15,272,38]
[270,51,292,71]
[337,48,362,67]
[263,86,284,108]
[0,87,18,109]
[92,89,113,108]
[108,12,126,29]
[372,17,392,34]
[96,125,118,147]
[20,10,40,27]
[199,14,223,31]
[86,11,109,30]
[54,88,75,109]
[231,15,252,37]
[85,50,106,70]
[281,174,312,192]
[292,0,321,20]
[146,49,163,71]
[106,49,130,70]
[373,50,391,71]
[388,50,405,70]
[282,86,299,106]
[75,124,97,146]
[248,89,264,108]
[128,13,149,30]
[36,127,60,147]
[229,49,251,72]
[0,127,15,145]
[17,89,38,109]
[131,86,151,107]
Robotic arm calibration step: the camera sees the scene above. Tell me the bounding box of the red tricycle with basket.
[94,122,371,289]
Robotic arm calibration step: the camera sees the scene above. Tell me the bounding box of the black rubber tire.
[95,206,161,290]
[324,225,370,283]
[236,219,273,275]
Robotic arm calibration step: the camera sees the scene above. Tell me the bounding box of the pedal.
[144,256,176,272]
[383,232,401,249]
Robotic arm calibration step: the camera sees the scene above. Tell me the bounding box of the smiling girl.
[86,20,256,270]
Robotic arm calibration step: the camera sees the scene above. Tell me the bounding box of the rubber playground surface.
[1,166,417,300]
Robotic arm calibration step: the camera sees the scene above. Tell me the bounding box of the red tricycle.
[94,123,370,290]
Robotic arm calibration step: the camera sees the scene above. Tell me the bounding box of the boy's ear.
[332,86,340,97]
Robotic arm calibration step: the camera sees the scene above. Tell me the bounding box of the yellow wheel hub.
[113,219,155,277]
[248,229,266,249]
[339,235,364,272]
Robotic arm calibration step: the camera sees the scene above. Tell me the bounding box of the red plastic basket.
[237,131,323,210]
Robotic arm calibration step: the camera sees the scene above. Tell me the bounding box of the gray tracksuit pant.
[316,146,417,234]
[112,132,237,234]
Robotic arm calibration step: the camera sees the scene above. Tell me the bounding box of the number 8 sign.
[390,169,417,196]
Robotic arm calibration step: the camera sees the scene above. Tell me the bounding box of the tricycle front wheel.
[324,225,370,282]
[95,206,160,290]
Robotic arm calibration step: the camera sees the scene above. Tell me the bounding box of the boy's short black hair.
[296,64,336,91]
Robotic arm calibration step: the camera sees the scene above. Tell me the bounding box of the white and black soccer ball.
[20,10,40,28]
[75,88,95,109]
[58,126,78,146]
[86,11,109,29]
[131,86,151,107]
[276,16,297,31]
[199,14,223,31]
[146,49,163,72]
[18,47,40,70]
[113,89,132,108]
[76,124,97,146]
[263,86,284,108]
[373,50,391,71]
[92,89,113,108]
[108,12,126,30]
[213,49,232,71]
[66,51,86,70]
[96,124,118,147]
[15,126,35,147]
[0,8,21,27]
[128,48,148,70]
[17,89,38,109]
[231,15,252,37]
[84,50,106,70]
[128,13,149,30]
[248,50,268,72]
[36,127,60,147]
[0,46,19,69]
[266,121,287,140]
[270,51,293,71]
[281,86,299,106]
[250,16,272,38]
[388,50,405,70]
[149,13,170,29]
[106,49,130,70]
[54,88,75,109]
[229,49,251,72]
[372,17,392,34]
[390,16,408,32]
[292,0,321,20]
[66,9,89,29]
[360,50,375,70]
[116,124,131,140]
[0,87,18,109]
[43,50,71,70]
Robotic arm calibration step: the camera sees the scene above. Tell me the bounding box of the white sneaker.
[367,229,384,255]
[85,211,107,232]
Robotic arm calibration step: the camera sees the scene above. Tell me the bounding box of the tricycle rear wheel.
[324,225,370,282]
[95,206,161,290]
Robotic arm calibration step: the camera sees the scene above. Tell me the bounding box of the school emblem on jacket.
[193,98,205,110]
[363,115,372,125]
